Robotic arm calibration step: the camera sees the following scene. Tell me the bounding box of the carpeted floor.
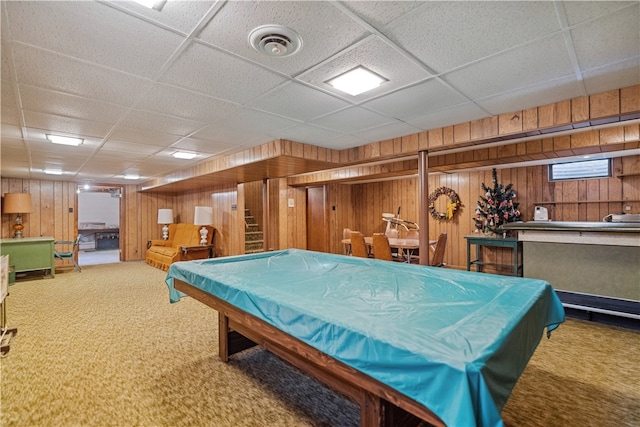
[1,262,638,427]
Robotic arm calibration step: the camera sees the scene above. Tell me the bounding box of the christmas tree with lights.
[474,168,521,236]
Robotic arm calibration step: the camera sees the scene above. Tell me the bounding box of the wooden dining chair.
[372,233,393,261]
[350,231,369,258]
[430,232,448,267]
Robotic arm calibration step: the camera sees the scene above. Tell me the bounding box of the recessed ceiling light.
[124,174,139,180]
[44,169,63,175]
[46,134,84,146]
[133,0,167,11]
[173,151,197,160]
[326,66,387,96]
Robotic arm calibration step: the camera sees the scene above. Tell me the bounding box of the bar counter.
[502,222,639,320]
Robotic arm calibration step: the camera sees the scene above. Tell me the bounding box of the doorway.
[77,186,121,266]
[306,186,328,253]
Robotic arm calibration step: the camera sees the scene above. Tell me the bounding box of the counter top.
[502,221,640,233]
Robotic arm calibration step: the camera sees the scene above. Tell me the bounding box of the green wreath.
[428,187,461,220]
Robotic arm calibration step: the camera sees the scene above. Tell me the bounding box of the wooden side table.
[465,235,522,277]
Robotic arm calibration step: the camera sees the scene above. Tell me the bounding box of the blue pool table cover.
[166,249,565,427]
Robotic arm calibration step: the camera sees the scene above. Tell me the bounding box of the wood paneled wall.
[266,178,307,251]
[1,178,77,269]
[122,182,241,261]
[334,156,640,271]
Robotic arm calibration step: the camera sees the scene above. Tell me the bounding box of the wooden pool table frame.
[174,278,445,427]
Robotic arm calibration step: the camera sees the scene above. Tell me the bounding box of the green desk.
[0,237,55,278]
[465,235,522,277]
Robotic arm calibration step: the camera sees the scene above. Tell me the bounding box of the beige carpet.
[1,262,638,427]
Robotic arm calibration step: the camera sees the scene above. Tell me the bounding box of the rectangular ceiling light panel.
[326,66,387,96]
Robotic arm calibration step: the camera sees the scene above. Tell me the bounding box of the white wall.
[79,192,119,228]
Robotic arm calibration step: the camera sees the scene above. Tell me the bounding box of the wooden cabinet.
[0,237,55,278]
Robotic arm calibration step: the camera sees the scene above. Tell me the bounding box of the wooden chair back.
[372,233,393,261]
[350,231,369,258]
[430,232,448,267]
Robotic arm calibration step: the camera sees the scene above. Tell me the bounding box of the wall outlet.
[288,198,294,208]
[625,205,632,211]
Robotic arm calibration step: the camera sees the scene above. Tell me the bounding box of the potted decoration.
[473,168,521,237]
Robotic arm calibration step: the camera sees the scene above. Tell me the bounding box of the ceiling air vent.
[249,25,302,58]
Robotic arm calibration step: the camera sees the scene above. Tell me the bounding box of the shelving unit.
[532,200,640,204]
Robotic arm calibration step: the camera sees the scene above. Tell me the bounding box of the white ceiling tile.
[136,83,239,123]
[476,76,584,116]
[362,79,469,120]
[1,79,17,107]
[197,1,369,76]
[132,157,194,176]
[248,81,351,122]
[277,124,345,146]
[18,85,128,125]
[386,1,559,73]
[311,107,394,133]
[192,109,299,144]
[0,161,31,179]
[22,111,113,139]
[119,109,207,137]
[5,1,185,78]
[1,106,21,127]
[322,133,370,150]
[339,1,427,29]
[0,1,638,184]
[160,42,287,104]
[1,39,14,81]
[108,127,180,147]
[0,136,24,148]
[298,35,432,101]
[99,140,165,156]
[1,126,24,141]
[563,1,637,26]
[108,0,217,34]
[170,137,236,155]
[0,144,28,161]
[406,103,489,132]
[583,57,640,95]
[443,34,575,100]
[11,44,152,106]
[29,149,92,169]
[571,4,640,71]
[355,121,423,144]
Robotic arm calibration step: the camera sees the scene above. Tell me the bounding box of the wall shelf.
[532,200,640,204]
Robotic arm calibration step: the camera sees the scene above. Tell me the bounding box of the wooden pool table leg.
[218,312,257,362]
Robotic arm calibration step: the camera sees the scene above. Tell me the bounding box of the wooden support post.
[418,151,430,266]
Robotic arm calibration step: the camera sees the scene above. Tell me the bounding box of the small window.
[549,159,611,181]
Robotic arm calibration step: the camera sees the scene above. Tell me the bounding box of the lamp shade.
[3,193,32,214]
[157,209,174,224]
[194,206,213,225]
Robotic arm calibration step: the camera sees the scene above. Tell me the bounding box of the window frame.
[548,158,612,182]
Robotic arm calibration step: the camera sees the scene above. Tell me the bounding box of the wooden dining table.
[341,237,436,263]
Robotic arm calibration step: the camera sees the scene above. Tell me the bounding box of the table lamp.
[3,193,33,238]
[194,206,213,246]
[157,208,174,240]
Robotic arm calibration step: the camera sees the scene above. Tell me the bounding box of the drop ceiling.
[1,1,639,186]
